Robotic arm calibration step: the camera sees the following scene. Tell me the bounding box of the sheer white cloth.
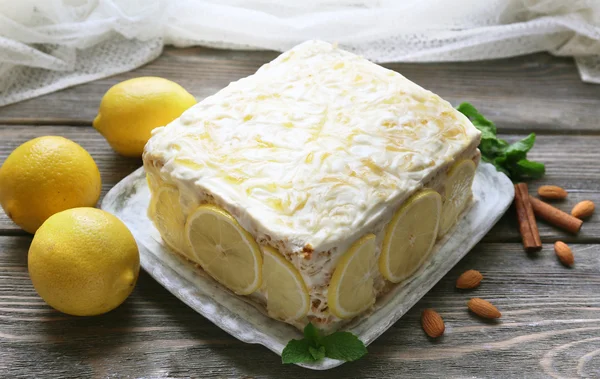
[1,0,599,107]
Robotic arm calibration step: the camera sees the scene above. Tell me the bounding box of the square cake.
[143,40,481,331]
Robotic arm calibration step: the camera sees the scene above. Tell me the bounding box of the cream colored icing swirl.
[144,40,480,253]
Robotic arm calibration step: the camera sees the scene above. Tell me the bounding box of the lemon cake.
[143,40,481,331]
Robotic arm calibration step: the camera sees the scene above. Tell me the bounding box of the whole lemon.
[93,77,197,157]
[0,136,101,234]
[28,207,140,316]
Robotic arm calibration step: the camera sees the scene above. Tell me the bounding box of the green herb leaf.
[303,321,322,346]
[309,345,326,361]
[457,102,495,130]
[282,339,315,364]
[321,331,368,362]
[479,137,509,158]
[507,133,536,153]
[457,102,545,181]
[282,323,368,364]
[491,159,511,176]
[504,133,536,162]
[515,159,545,179]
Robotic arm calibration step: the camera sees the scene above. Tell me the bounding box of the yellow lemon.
[379,189,442,283]
[185,204,262,295]
[439,159,476,237]
[28,207,140,316]
[93,77,197,157]
[263,246,309,321]
[152,185,189,257]
[0,136,101,234]
[328,234,377,319]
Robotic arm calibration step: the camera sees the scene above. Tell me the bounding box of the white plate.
[101,162,514,370]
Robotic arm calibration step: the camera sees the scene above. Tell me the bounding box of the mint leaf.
[506,133,535,154]
[515,159,545,179]
[309,345,326,361]
[282,339,314,364]
[282,323,368,364]
[479,137,508,157]
[303,322,322,346]
[321,332,368,362]
[457,102,495,130]
[457,102,545,182]
[491,158,510,175]
[504,133,536,162]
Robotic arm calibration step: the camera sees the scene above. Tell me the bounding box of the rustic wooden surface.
[0,47,599,378]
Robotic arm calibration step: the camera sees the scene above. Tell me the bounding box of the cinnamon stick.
[514,183,542,252]
[529,196,583,234]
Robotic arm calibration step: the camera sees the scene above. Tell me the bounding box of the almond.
[456,269,483,289]
[467,298,501,319]
[421,308,445,338]
[571,200,595,219]
[537,185,568,200]
[554,241,574,267]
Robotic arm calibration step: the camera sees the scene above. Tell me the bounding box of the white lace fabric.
[1,0,599,107]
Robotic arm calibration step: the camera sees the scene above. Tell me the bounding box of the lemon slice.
[263,247,310,321]
[185,205,262,295]
[328,234,377,319]
[379,189,442,283]
[439,159,476,237]
[146,173,158,219]
[153,186,188,255]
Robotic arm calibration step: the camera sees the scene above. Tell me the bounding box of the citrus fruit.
[439,159,476,237]
[0,136,101,234]
[328,234,377,319]
[263,246,309,321]
[185,204,262,295]
[152,185,189,256]
[93,77,196,157]
[28,207,140,316]
[379,189,442,283]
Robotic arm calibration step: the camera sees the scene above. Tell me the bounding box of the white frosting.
[144,40,480,257]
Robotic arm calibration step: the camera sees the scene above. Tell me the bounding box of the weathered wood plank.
[0,48,598,133]
[0,125,598,242]
[0,43,598,379]
[1,237,598,377]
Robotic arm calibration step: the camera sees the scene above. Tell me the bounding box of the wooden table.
[1,47,599,378]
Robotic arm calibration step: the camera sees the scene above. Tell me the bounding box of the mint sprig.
[282,323,367,364]
[457,102,545,181]
[320,330,368,361]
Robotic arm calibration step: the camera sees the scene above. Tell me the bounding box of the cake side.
[143,147,480,331]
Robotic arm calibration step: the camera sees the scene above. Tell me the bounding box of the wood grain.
[1,125,598,242]
[1,237,598,378]
[1,49,599,377]
[0,48,598,133]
